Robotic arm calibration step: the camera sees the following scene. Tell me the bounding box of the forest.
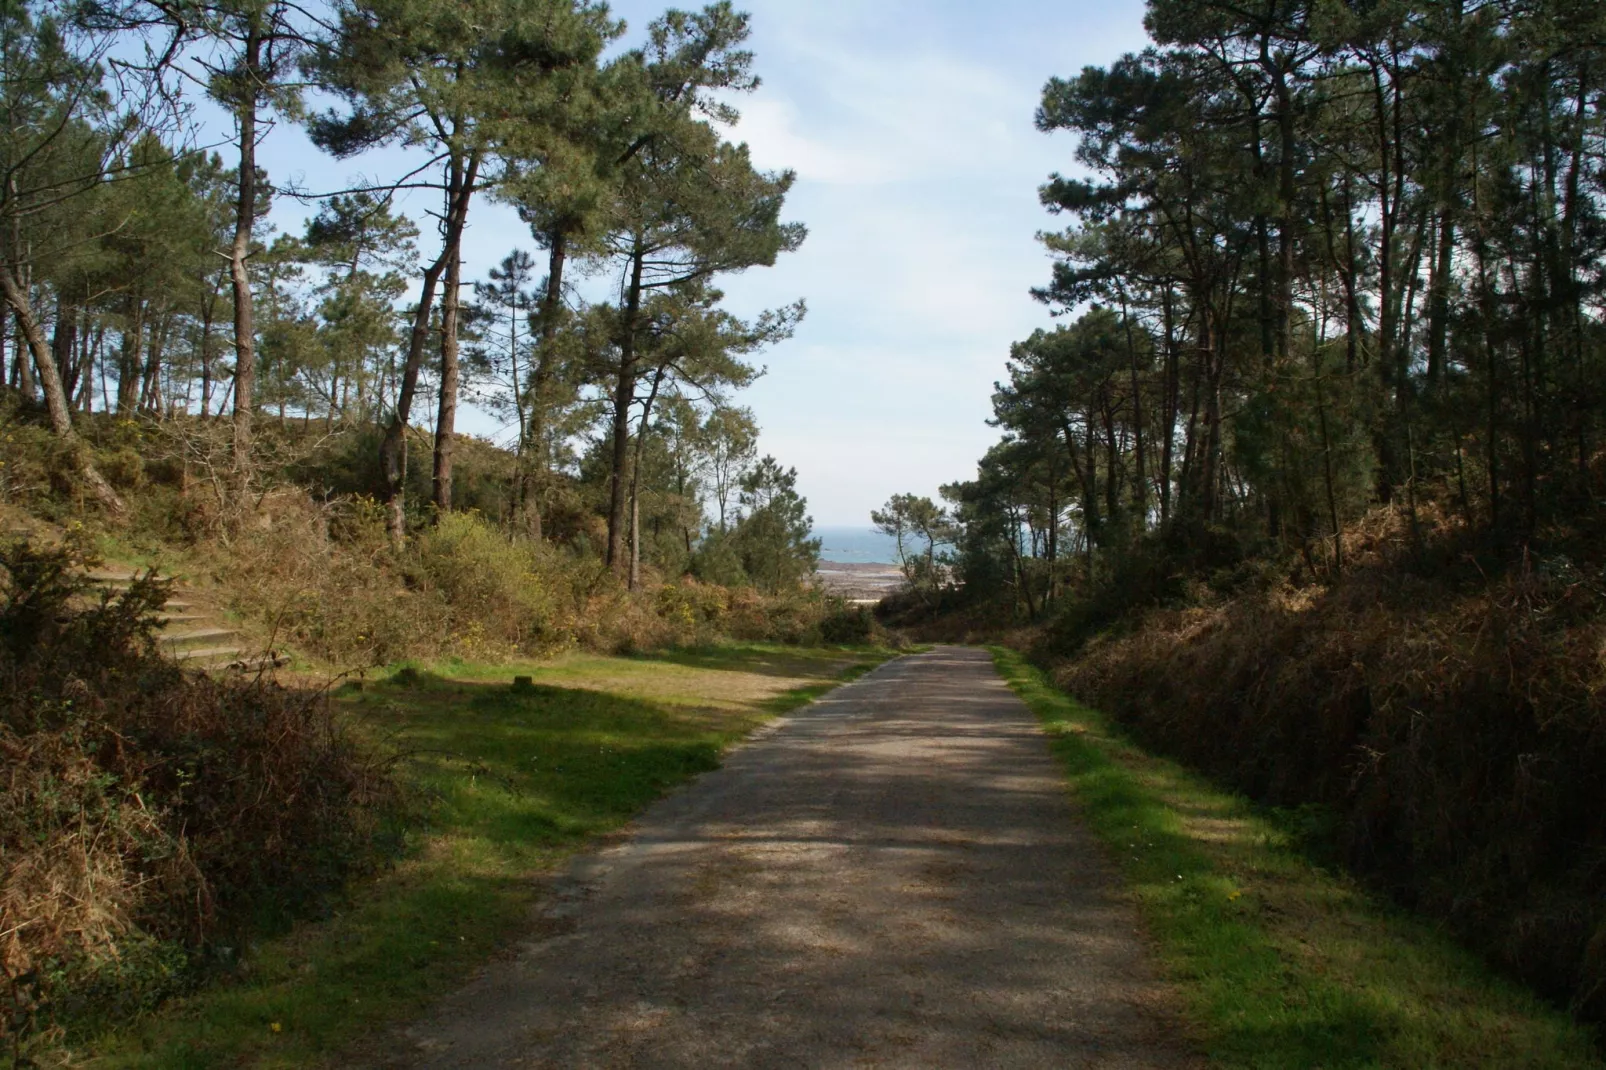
[883,0,1606,1040]
[0,0,819,588]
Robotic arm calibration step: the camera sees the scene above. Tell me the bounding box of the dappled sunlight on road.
[363,647,1197,1069]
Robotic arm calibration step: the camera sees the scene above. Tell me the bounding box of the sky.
[256,0,1154,527]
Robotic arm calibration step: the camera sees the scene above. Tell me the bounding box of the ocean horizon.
[811,525,903,565]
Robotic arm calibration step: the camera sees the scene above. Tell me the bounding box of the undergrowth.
[994,647,1604,1069]
[0,409,862,668]
[1043,506,1606,1038]
[0,542,396,1064]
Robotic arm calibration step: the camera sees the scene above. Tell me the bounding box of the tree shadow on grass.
[633,643,886,681]
[349,676,791,856]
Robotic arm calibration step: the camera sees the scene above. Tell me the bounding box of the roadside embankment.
[995,647,1604,1068]
[1036,546,1606,1045]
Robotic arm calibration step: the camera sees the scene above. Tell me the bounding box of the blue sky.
[256,0,1153,526]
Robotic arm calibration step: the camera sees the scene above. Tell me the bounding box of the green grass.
[990,646,1604,1070]
[76,643,896,1069]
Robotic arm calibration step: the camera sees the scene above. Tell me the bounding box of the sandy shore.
[814,560,904,601]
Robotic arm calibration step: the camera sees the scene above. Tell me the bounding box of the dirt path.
[361,646,1198,1069]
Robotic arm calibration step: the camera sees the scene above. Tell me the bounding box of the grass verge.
[74,643,896,1069]
[990,646,1604,1070]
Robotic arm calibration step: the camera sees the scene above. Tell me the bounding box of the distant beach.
[811,526,903,600]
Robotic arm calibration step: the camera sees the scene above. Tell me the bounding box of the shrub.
[222,492,444,665]
[724,585,826,644]
[0,405,76,514]
[412,512,566,653]
[1054,515,1606,1032]
[0,541,396,1050]
[819,602,875,644]
[95,445,146,490]
[655,579,730,645]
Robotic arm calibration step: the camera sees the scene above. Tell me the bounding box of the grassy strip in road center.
[991,646,1603,1070]
[79,644,897,1070]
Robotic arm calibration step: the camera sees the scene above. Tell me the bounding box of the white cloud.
[734,98,903,185]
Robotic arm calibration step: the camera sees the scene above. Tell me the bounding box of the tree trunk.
[626,366,668,591]
[117,297,144,414]
[1118,289,1148,525]
[0,264,123,515]
[379,152,478,549]
[629,485,641,590]
[1426,210,1454,387]
[432,243,463,513]
[1158,283,1178,528]
[199,290,215,417]
[52,293,77,403]
[139,311,170,415]
[229,25,263,513]
[606,241,645,575]
[524,231,570,541]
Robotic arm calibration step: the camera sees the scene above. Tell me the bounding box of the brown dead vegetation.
[1053,506,1606,1030]
[0,541,395,1054]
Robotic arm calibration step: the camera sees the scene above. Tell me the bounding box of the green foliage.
[730,455,819,594]
[1,0,813,612]
[871,492,955,594]
[818,602,875,645]
[412,511,566,651]
[951,0,1606,625]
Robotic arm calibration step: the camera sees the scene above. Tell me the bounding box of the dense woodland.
[926,0,1606,607]
[0,0,819,590]
[889,0,1606,1034]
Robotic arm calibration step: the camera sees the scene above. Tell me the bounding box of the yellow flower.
[270,1022,283,1033]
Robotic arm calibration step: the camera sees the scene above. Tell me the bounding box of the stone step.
[162,627,238,649]
[73,566,283,674]
[85,570,141,583]
[173,645,245,663]
[155,613,207,627]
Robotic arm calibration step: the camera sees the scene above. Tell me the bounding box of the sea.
[812,525,903,565]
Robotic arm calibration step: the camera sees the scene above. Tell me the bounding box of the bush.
[220,492,444,665]
[95,445,146,490]
[819,602,875,644]
[1054,515,1606,1032]
[0,541,396,1050]
[413,511,568,654]
[724,585,827,644]
[655,579,730,645]
[0,404,77,514]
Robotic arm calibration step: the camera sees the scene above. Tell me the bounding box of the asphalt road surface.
[363,646,1198,1069]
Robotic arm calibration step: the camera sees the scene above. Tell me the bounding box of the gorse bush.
[413,512,568,653]
[0,541,396,1052]
[222,491,443,665]
[819,603,876,645]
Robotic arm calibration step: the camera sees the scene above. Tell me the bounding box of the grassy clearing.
[75,643,895,1070]
[991,646,1603,1070]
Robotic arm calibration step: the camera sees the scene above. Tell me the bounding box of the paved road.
[367,646,1197,1069]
